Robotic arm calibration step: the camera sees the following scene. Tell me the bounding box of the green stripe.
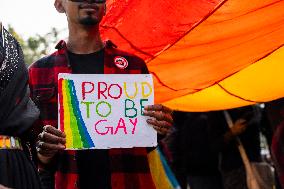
[66,80,83,148]
[68,80,90,148]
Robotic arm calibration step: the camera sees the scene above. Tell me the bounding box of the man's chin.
[79,18,98,26]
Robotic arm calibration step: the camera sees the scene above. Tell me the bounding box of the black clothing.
[171,112,221,176]
[169,106,261,189]
[67,50,112,189]
[169,111,224,189]
[209,106,261,172]
[0,27,41,189]
[0,28,39,136]
[68,49,104,74]
[0,150,41,189]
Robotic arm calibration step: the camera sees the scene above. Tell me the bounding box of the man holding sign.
[28,0,173,188]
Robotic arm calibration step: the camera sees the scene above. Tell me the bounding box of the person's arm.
[28,71,66,166]
[224,118,247,143]
[208,111,247,153]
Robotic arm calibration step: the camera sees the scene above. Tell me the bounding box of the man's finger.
[144,111,173,124]
[144,104,172,114]
[36,141,63,157]
[39,131,66,144]
[147,119,172,129]
[37,148,58,156]
[44,125,66,138]
[235,119,247,125]
[37,141,65,151]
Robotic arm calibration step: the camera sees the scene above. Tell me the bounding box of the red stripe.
[58,78,65,133]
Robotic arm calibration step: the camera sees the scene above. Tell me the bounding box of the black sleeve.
[208,111,230,153]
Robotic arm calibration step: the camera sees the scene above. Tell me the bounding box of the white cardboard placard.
[58,74,156,149]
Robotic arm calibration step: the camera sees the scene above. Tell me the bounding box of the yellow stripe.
[5,138,11,148]
[0,138,3,148]
[148,149,174,189]
[164,46,284,111]
[0,137,10,148]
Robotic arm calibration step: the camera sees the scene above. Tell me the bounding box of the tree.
[7,25,61,65]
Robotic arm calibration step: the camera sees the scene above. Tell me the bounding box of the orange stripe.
[163,46,284,111]
[151,0,284,104]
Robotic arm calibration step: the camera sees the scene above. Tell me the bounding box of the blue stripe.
[158,148,181,189]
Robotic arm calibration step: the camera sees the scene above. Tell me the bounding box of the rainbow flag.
[101,0,284,111]
[58,78,95,149]
[148,147,181,189]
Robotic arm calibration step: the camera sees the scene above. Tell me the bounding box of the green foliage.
[7,25,61,65]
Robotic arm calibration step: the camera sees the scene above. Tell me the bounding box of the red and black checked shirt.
[28,40,157,189]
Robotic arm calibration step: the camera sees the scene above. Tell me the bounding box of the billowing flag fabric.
[101,0,284,111]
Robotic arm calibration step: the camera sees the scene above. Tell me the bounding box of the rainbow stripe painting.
[58,74,156,149]
[58,78,95,149]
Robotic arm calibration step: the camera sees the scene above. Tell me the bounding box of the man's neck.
[67,25,104,54]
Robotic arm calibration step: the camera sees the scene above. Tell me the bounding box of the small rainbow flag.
[58,78,95,149]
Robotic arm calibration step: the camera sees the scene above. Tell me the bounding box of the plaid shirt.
[29,40,157,189]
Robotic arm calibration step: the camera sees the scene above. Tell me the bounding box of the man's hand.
[230,118,247,136]
[37,125,66,164]
[0,185,11,189]
[143,104,173,135]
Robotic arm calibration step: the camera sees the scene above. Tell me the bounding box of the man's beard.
[79,16,98,26]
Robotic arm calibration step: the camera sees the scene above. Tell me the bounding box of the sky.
[0,0,68,39]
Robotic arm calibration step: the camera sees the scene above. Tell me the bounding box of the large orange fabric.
[164,46,284,111]
[101,0,284,111]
